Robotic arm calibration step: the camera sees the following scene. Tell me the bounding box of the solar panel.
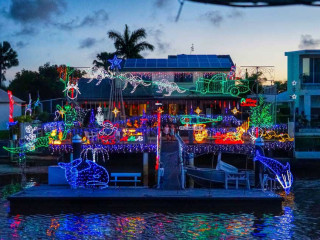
[178,63,189,68]
[219,58,230,63]
[146,60,156,67]
[168,63,178,67]
[199,62,210,67]
[122,55,233,69]
[157,60,167,67]
[125,62,136,67]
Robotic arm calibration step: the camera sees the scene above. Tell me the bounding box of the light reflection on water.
[0,180,319,239]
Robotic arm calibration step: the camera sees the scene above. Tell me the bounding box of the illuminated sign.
[240,98,257,107]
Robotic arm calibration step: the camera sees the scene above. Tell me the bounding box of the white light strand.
[154,79,186,96]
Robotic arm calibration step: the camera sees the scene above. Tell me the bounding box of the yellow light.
[50,129,57,137]
[157,107,163,114]
[193,124,208,143]
[262,131,294,142]
[112,107,120,117]
[231,107,239,115]
[195,107,202,115]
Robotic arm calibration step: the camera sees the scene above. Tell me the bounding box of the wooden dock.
[8,185,283,214]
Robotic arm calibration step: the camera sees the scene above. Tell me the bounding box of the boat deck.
[9,185,283,214]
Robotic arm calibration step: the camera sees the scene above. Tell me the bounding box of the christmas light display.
[58,158,109,189]
[112,107,120,118]
[194,107,202,115]
[119,73,151,93]
[7,90,18,126]
[98,120,118,145]
[240,98,257,107]
[25,125,37,151]
[180,115,222,125]
[195,73,250,97]
[193,124,208,143]
[262,130,294,142]
[95,106,104,126]
[227,65,236,79]
[156,107,163,171]
[81,146,109,162]
[108,55,122,70]
[250,96,273,129]
[154,79,186,96]
[25,94,32,116]
[254,150,293,194]
[63,81,81,100]
[86,67,114,85]
[231,107,239,115]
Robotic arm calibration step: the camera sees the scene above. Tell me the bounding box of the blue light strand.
[59,158,109,189]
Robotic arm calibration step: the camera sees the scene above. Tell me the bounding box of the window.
[174,73,193,83]
[301,57,320,83]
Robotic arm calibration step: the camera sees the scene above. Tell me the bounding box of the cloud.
[79,38,97,49]
[148,27,171,53]
[14,26,37,36]
[299,35,320,49]
[200,11,224,26]
[7,0,64,23]
[54,10,109,31]
[16,41,28,49]
[154,0,171,8]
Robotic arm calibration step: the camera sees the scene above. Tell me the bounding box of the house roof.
[0,89,24,103]
[285,49,320,56]
[122,54,234,72]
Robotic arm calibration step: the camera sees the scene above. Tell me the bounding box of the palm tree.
[93,52,115,70]
[108,24,154,59]
[0,41,19,82]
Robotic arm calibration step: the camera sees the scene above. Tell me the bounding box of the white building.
[0,89,24,130]
[275,50,320,159]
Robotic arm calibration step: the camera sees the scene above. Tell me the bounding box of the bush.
[0,130,9,140]
[37,111,50,122]
[14,115,33,123]
[1,183,22,199]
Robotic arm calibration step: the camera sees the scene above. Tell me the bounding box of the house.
[0,89,24,130]
[77,54,247,117]
[275,50,320,158]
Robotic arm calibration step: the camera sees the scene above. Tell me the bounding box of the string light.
[154,79,186,96]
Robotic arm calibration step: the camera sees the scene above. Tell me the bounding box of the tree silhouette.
[93,52,115,70]
[108,24,154,59]
[0,41,19,82]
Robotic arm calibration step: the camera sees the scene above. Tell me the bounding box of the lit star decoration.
[291,94,297,100]
[231,107,239,115]
[292,80,297,86]
[112,107,120,118]
[108,55,122,70]
[195,107,202,115]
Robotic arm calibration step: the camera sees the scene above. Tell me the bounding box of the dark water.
[0,179,319,239]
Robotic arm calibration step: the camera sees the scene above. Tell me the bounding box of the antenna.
[190,43,194,54]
